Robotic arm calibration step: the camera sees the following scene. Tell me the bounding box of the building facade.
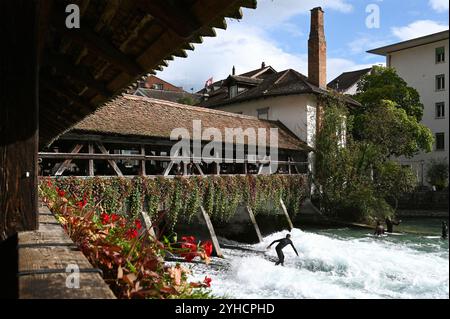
[369,31,449,186]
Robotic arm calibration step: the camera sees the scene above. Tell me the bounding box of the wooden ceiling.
[38,0,257,146]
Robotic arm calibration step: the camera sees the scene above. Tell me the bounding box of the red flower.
[76,198,87,209]
[46,179,53,187]
[57,188,66,197]
[135,219,142,230]
[201,241,213,257]
[100,212,110,225]
[111,213,120,222]
[204,276,212,288]
[181,236,196,245]
[126,228,138,240]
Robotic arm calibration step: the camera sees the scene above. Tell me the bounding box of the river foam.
[192,228,449,299]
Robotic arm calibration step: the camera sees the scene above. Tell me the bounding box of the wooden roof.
[39,0,257,146]
[71,95,311,151]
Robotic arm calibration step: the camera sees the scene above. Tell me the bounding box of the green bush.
[427,159,449,190]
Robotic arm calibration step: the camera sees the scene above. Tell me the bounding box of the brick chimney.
[308,7,326,89]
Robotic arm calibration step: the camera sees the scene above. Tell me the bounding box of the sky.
[157,0,449,92]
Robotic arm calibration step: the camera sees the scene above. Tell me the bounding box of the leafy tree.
[354,100,434,158]
[177,96,195,105]
[355,66,424,121]
[427,159,449,190]
[374,161,417,209]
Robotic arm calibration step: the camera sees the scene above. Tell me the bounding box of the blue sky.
[158,0,449,92]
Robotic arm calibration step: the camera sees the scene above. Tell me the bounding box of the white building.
[369,30,449,186]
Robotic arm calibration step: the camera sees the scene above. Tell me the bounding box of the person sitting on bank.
[442,221,448,240]
[385,216,401,233]
[267,234,299,266]
[374,221,385,236]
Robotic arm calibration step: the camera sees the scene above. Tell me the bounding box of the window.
[436,74,445,91]
[436,133,445,151]
[436,102,445,119]
[436,47,445,63]
[152,83,164,90]
[229,85,238,98]
[257,108,269,120]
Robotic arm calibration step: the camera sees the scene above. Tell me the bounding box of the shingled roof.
[328,68,372,93]
[72,95,310,151]
[199,69,361,108]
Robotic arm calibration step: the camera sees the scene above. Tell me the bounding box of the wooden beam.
[37,0,54,64]
[139,146,146,177]
[47,53,112,97]
[53,14,143,75]
[40,76,95,114]
[96,143,123,177]
[0,0,39,240]
[246,206,263,243]
[136,0,202,39]
[88,143,95,176]
[200,206,223,258]
[280,198,294,231]
[54,144,84,176]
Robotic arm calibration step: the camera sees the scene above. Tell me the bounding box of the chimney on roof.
[261,62,266,68]
[308,7,327,89]
[232,66,236,75]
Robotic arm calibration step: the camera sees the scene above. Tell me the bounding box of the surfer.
[385,217,401,233]
[374,221,385,236]
[267,234,298,266]
[442,221,448,240]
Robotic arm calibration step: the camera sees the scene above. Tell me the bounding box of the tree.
[427,159,449,190]
[355,66,424,121]
[354,100,434,158]
[177,96,195,106]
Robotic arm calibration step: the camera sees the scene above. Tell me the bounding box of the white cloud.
[429,0,449,12]
[347,36,391,55]
[157,0,360,90]
[391,20,449,41]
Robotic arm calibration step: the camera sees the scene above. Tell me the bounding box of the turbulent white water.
[190,228,449,299]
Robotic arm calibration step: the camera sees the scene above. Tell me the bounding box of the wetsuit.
[268,238,298,266]
[385,218,400,233]
[442,224,448,240]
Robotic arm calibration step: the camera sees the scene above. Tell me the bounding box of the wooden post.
[280,198,294,231]
[96,143,123,177]
[88,143,95,176]
[54,144,84,176]
[139,145,146,176]
[0,0,40,241]
[200,205,223,258]
[246,206,263,243]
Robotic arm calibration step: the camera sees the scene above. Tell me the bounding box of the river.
[187,218,449,299]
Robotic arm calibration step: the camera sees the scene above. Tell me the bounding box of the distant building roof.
[328,68,372,93]
[134,88,201,104]
[72,95,310,151]
[368,30,449,56]
[199,69,361,108]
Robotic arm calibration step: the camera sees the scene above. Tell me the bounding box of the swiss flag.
[205,77,213,88]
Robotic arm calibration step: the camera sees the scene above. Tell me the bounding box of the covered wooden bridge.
[39,95,311,177]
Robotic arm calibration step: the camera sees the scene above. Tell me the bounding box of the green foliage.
[177,96,196,105]
[427,159,449,190]
[374,160,417,209]
[355,66,424,121]
[41,175,309,227]
[354,100,434,158]
[314,97,416,222]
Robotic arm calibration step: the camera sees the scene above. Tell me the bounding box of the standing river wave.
[187,226,449,299]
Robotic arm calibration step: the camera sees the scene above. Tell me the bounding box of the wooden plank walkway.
[18,204,116,299]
